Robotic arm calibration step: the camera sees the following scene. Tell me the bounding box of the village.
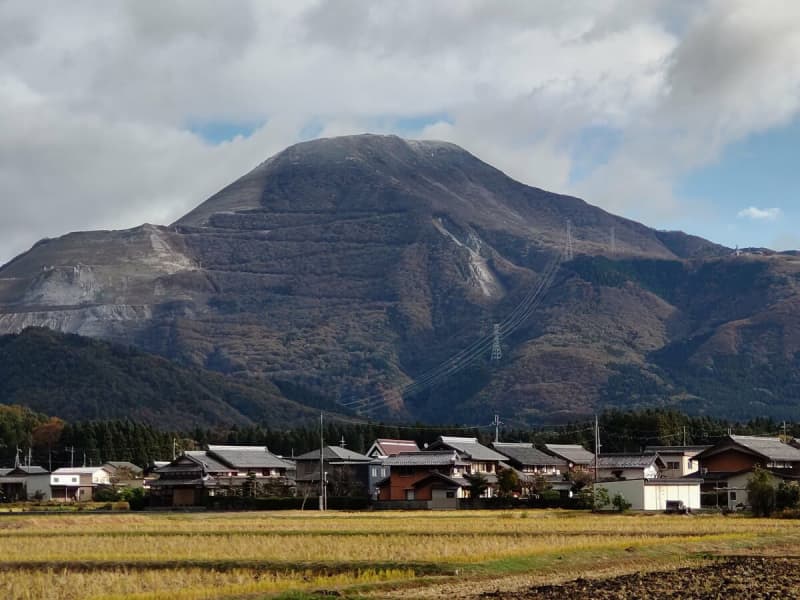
[2,431,798,514]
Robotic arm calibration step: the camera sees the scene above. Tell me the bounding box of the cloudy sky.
[1,0,799,264]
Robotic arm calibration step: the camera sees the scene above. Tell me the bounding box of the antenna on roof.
[339,436,347,448]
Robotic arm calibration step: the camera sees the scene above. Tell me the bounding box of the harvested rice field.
[0,510,798,599]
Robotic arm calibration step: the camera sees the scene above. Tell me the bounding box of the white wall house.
[599,479,702,511]
[50,467,112,501]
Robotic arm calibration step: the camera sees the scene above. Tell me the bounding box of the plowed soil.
[480,557,800,599]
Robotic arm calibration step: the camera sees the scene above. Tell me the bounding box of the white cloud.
[0,0,799,262]
[737,207,783,221]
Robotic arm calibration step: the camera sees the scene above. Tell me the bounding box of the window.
[667,461,680,470]
[71,477,78,483]
[446,491,455,498]
[730,492,737,501]
[53,477,59,483]
[688,459,693,468]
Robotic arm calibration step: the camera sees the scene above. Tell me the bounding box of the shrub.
[593,486,610,510]
[746,467,776,517]
[612,493,632,512]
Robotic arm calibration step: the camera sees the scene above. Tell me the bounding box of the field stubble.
[0,510,796,599]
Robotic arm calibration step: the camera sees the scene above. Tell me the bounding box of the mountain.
[0,327,325,428]
[1,133,798,425]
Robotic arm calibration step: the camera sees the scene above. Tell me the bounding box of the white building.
[50,466,112,501]
[599,478,702,511]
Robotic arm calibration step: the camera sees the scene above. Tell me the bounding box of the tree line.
[1,403,798,469]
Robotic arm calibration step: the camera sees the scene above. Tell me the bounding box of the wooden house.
[294,445,384,499]
[695,435,800,510]
[150,445,294,507]
[376,450,470,507]
[0,466,51,501]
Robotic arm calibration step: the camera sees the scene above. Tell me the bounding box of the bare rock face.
[4,134,799,424]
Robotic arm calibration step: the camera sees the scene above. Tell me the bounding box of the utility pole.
[66,446,75,468]
[683,426,687,447]
[82,451,86,468]
[492,414,503,444]
[319,412,325,512]
[594,415,601,483]
[14,446,20,468]
[783,421,788,441]
[27,447,32,467]
[173,438,178,461]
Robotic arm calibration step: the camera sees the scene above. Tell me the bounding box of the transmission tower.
[610,226,616,256]
[490,323,502,361]
[565,219,574,261]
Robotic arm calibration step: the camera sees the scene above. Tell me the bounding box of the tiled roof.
[598,454,663,469]
[207,445,293,470]
[493,443,568,467]
[0,469,11,476]
[411,471,465,489]
[104,461,143,474]
[382,451,468,467]
[644,445,710,455]
[183,451,231,473]
[372,439,421,456]
[51,467,110,475]
[430,437,507,461]
[9,466,49,475]
[544,444,595,465]
[729,435,800,462]
[294,446,375,462]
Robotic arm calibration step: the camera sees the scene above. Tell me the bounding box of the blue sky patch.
[188,120,264,144]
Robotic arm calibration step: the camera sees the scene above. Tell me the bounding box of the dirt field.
[481,557,800,599]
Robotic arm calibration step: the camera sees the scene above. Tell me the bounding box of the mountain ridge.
[2,133,797,425]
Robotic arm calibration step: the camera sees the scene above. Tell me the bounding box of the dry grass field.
[0,510,798,599]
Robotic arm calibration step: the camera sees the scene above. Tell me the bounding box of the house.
[644,445,709,478]
[103,462,144,488]
[50,466,112,501]
[492,443,568,476]
[597,454,666,481]
[543,444,595,471]
[377,451,470,508]
[294,445,385,499]
[695,435,800,510]
[366,439,421,458]
[0,466,51,501]
[150,445,295,507]
[599,478,702,511]
[427,436,507,496]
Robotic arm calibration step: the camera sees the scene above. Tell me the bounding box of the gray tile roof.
[729,435,800,462]
[598,454,664,469]
[0,468,11,476]
[430,437,507,461]
[10,466,49,475]
[207,445,293,470]
[644,445,710,455]
[544,444,595,465]
[183,451,231,473]
[382,451,469,467]
[493,443,568,467]
[103,461,143,474]
[294,446,375,462]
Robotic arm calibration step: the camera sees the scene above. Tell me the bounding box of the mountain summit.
[1,134,798,424]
